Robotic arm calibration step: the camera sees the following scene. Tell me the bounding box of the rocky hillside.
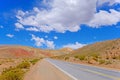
[0,45,72,58]
[0,46,45,58]
[45,48,73,56]
[54,39,120,69]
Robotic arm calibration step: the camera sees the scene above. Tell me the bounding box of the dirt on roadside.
[24,59,72,80]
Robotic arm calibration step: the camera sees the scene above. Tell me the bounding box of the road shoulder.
[24,59,73,80]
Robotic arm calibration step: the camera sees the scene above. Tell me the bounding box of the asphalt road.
[46,58,120,80]
[24,59,72,80]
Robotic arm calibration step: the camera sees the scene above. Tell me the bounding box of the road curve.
[46,58,120,80]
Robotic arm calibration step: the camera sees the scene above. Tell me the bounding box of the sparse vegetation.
[74,55,79,58]
[105,60,112,65]
[17,61,30,69]
[53,39,120,69]
[90,53,99,59]
[78,55,85,60]
[29,58,41,65]
[64,57,69,60]
[98,59,106,64]
[74,55,85,60]
[0,58,41,80]
[0,68,24,80]
[92,57,98,62]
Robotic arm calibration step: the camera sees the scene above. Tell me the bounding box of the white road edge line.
[46,59,78,80]
[68,61,120,73]
[54,59,120,73]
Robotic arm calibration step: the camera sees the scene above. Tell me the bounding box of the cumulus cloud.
[115,0,120,3]
[6,34,14,38]
[46,40,55,49]
[31,34,55,49]
[63,42,86,49]
[31,34,45,47]
[15,0,120,33]
[15,0,97,33]
[15,23,24,29]
[26,27,39,32]
[87,9,120,27]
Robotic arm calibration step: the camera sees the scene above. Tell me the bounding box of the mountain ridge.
[0,45,73,58]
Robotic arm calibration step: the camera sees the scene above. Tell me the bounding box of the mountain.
[0,45,72,58]
[71,39,120,59]
[54,39,120,69]
[44,47,73,56]
[0,45,45,58]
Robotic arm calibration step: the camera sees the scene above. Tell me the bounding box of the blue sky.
[0,0,120,49]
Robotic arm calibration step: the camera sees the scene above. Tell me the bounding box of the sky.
[0,0,120,49]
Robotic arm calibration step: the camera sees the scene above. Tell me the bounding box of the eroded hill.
[0,45,73,58]
[54,39,120,69]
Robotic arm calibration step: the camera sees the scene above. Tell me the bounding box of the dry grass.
[53,39,120,69]
[0,58,42,80]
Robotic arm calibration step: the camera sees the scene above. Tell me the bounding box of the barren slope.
[54,39,120,69]
[0,45,72,58]
[0,45,50,58]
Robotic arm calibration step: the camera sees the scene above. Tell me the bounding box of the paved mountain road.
[24,58,120,80]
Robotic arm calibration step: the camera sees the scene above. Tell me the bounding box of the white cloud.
[46,40,55,49]
[26,27,39,32]
[87,9,120,27]
[31,34,55,49]
[31,34,45,47]
[109,0,120,5]
[15,0,97,33]
[6,34,14,38]
[54,36,58,40]
[15,0,120,33]
[63,42,86,49]
[15,23,24,29]
[115,0,120,3]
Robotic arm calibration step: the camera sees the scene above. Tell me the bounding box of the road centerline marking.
[46,59,120,80]
[80,68,119,80]
[64,62,120,80]
[67,64,120,80]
